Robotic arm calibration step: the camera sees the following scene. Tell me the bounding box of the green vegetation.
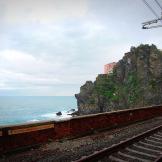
[94,72,140,105]
[94,73,117,100]
[125,72,140,104]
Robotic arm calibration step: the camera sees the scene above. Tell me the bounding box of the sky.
[0,0,162,96]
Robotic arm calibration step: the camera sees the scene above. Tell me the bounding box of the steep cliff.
[75,44,162,115]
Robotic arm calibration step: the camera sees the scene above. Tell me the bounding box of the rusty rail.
[75,125,162,162]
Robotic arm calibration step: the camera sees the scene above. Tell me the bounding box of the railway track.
[75,125,162,162]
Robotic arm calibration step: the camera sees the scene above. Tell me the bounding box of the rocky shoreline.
[56,108,78,117]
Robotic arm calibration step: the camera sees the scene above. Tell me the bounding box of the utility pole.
[142,0,162,29]
[142,15,162,29]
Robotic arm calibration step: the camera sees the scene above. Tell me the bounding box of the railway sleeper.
[132,144,161,154]
[149,136,162,143]
[118,151,150,162]
[119,149,155,161]
[139,141,162,150]
[129,145,159,156]
[153,134,162,138]
[144,138,162,146]
[109,152,142,162]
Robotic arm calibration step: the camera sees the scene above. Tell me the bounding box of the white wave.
[26,119,40,123]
[41,111,72,120]
[41,113,56,118]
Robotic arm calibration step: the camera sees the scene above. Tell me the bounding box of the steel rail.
[74,125,162,162]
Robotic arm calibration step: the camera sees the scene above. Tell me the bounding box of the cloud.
[0,0,162,96]
[0,0,88,24]
[0,48,97,93]
[0,50,63,91]
[0,49,63,74]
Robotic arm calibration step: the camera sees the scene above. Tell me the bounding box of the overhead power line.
[154,0,162,11]
[142,0,160,19]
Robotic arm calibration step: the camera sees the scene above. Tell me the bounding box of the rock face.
[75,44,162,115]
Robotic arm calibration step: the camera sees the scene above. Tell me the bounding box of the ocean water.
[0,96,77,126]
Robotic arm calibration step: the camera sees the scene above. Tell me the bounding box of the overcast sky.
[0,0,162,96]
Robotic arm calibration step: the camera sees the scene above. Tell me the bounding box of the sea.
[0,96,77,126]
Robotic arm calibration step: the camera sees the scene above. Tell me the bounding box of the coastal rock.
[67,109,77,116]
[75,44,162,115]
[71,111,79,116]
[67,109,75,113]
[56,111,62,116]
[75,81,100,115]
[70,109,75,112]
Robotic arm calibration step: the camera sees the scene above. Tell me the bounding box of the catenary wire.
[142,0,160,18]
[154,0,162,11]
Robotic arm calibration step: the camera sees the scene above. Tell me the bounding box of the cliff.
[75,44,162,115]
